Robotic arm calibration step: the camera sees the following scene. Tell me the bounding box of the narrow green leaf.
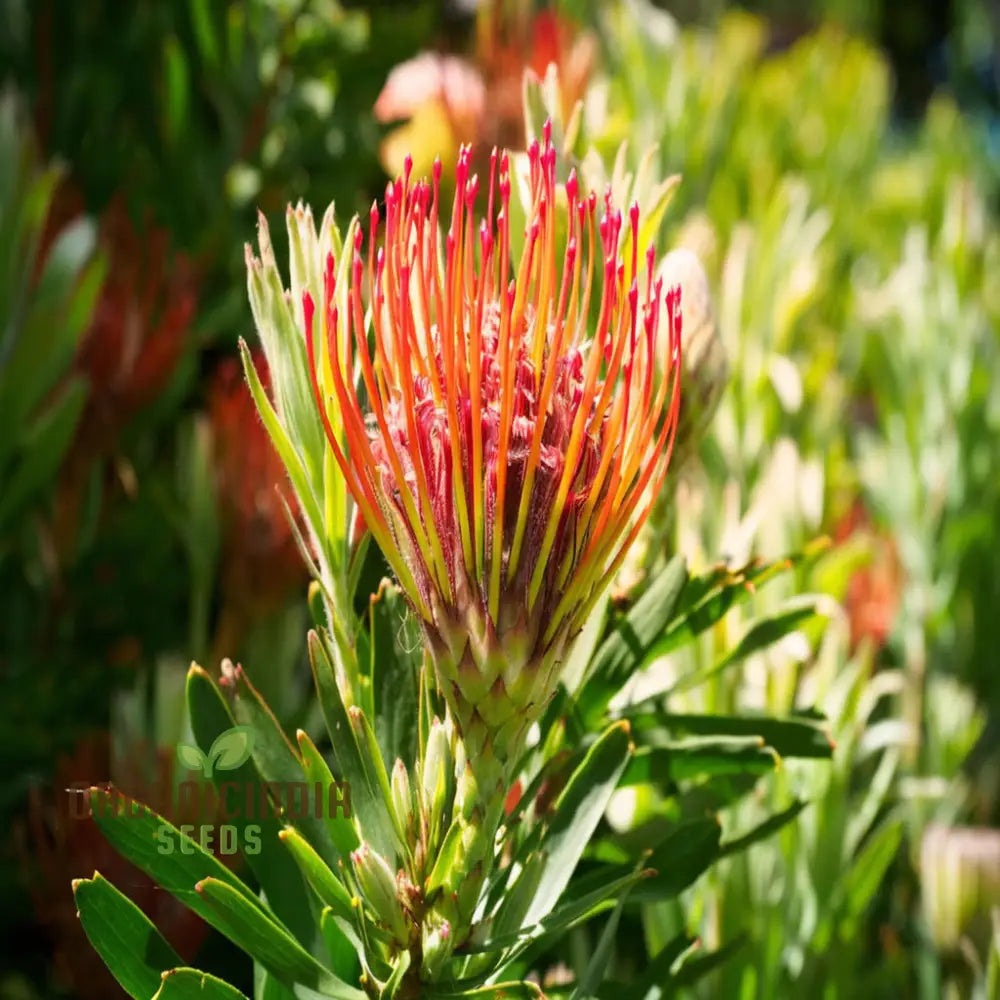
[308,630,396,860]
[631,818,722,901]
[255,968,295,1000]
[669,601,824,695]
[379,951,411,999]
[652,542,830,662]
[521,721,633,925]
[240,340,324,546]
[347,702,405,856]
[297,728,360,861]
[488,851,547,938]
[86,785,262,915]
[368,580,421,768]
[718,799,809,858]
[224,664,339,867]
[839,819,903,922]
[319,909,372,986]
[72,874,182,1000]
[627,712,835,759]
[474,869,646,959]
[186,665,318,951]
[620,932,699,999]
[279,826,354,921]
[570,876,634,1000]
[665,935,748,992]
[426,814,468,897]
[194,878,366,1000]
[621,738,779,786]
[153,967,249,999]
[578,556,688,724]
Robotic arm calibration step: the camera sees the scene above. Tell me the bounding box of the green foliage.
[74,538,834,994]
[517,2,999,994]
[0,90,103,552]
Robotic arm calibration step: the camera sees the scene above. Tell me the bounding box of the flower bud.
[656,247,728,467]
[420,911,454,978]
[391,758,414,836]
[421,717,451,816]
[350,843,409,945]
[920,824,1000,957]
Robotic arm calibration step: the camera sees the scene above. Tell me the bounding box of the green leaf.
[651,542,830,662]
[426,814,468,897]
[308,630,396,860]
[319,909,369,986]
[838,818,903,923]
[153,968,250,999]
[486,851,547,940]
[239,340,325,552]
[209,725,256,772]
[378,952,411,999]
[577,556,688,725]
[162,35,190,145]
[570,878,633,1000]
[194,878,366,1000]
[521,721,633,925]
[0,376,87,527]
[668,600,825,695]
[616,932,699,999]
[631,818,722,901]
[185,665,318,951]
[296,728,360,862]
[72,874,182,1000]
[718,799,809,858]
[626,712,835,759]
[368,581,421,768]
[664,935,748,992]
[621,738,779,786]
[223,665,339,868]
[87,786,262,910]
[475,868,647,960]
[278,826,354,922]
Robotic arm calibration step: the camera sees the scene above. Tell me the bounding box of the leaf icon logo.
[176,743,211,777]
[176,727,255,779]
[209,726,255,772]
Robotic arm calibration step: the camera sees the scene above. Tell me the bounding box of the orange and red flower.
[289,128,682,767]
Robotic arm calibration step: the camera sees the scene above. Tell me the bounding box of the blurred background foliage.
[0,0,998,997]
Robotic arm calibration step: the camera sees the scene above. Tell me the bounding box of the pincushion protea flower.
[302,124,682,811]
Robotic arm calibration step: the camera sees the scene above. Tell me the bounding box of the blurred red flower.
[834,499,902,651]
[374,5,596,179]
[208,353,308,621]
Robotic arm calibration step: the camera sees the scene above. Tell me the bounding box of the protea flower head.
[303,124,682,785]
